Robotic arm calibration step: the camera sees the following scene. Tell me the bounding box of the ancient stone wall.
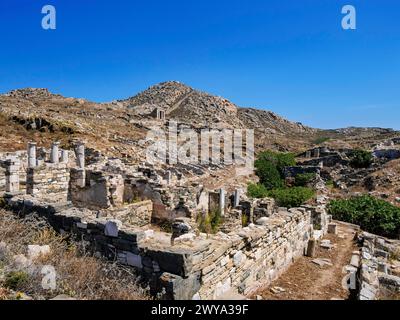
[4,194,312,300]
[69,169,124,209]
[357,232,400,300]
[193,208,311,299]
[0,151,28,191]
[283,165,321,178]
[26,163,69,202]
[373,149,400,160]
[110,200,153,226]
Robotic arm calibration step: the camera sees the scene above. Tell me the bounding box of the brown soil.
[254,222,359,300]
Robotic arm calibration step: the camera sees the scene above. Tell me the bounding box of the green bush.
[0,196,6,208]
[313,137,330,145]
[294,173,316,187]
[328,195,400,238]
[241,214,249,227]
[4,271,29,290]
[197,209,223,234]
[326,179,334,188]
[267,187,315,208]
[255,151,295,190]
[247,183,269,199]
[349,150,373,168]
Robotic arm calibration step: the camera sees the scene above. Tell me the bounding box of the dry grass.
[0,209,149,300]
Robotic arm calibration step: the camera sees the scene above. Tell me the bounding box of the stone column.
[219,188,225,217]
[5,157,20,193]
[50,141,60,164]
[61,150,69,163]
[305,151,311,158]
[165,171,172,185]
[306,239,317,257]
[74,142,85,169]
[234,189,240,208]
[314,148,320,158]
[28,142,37,168]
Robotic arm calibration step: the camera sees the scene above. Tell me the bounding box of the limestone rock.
[27,245,51,260]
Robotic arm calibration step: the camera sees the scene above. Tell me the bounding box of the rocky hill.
[118,81,315,133]
[0,82,398,157]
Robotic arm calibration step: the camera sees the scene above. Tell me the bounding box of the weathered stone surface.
[158,272,201,300]
[27,245,51,260]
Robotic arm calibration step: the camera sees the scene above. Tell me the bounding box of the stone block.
[328,223,338,235]
[126,252,143,269]
[158,272,201,300]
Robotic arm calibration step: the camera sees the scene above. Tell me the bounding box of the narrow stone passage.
[253,222,359,300]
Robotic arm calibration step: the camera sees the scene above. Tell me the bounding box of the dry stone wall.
[193,208,311,299]
[357,232,400,300]
[26,163,69,202]
[3,194,313,300]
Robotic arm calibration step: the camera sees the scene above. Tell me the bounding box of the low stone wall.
[110,200,153,226]
[193,208,311,299]
[300,154,347,167]
[373,149,400,160]
[26,163,69,202]
[3,194,313,300]
[0,151,28,191]
[357,232,400,300]
[283,166,321,178]
[70,169,125,209]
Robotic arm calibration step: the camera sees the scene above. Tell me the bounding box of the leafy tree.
[313,137,330,145]
[266,187,315,208]
[255,151,295,189]
[247,183,269,199]
[294,173,316,187]
[328,195,400,238]
[349,150,373,168]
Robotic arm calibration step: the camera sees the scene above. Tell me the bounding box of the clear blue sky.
[0,0,399,129]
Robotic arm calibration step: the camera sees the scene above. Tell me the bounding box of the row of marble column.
[28,141,84,168]
[5,141,85,193]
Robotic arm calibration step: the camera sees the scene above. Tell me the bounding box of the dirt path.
[254,222,359,300]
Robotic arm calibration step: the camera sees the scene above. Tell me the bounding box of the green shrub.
[0,196,6,208]
[4,271,29,290]
[349,150,373,168]
[197,209,223,234]
[313,137,330,145]
[326,179,334,188]
[294,173,316,187]
[267,187,315,208]
[241,214,249,227]
[328,195,400,238]
[255,151,295,190]
[247,183,269,199]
